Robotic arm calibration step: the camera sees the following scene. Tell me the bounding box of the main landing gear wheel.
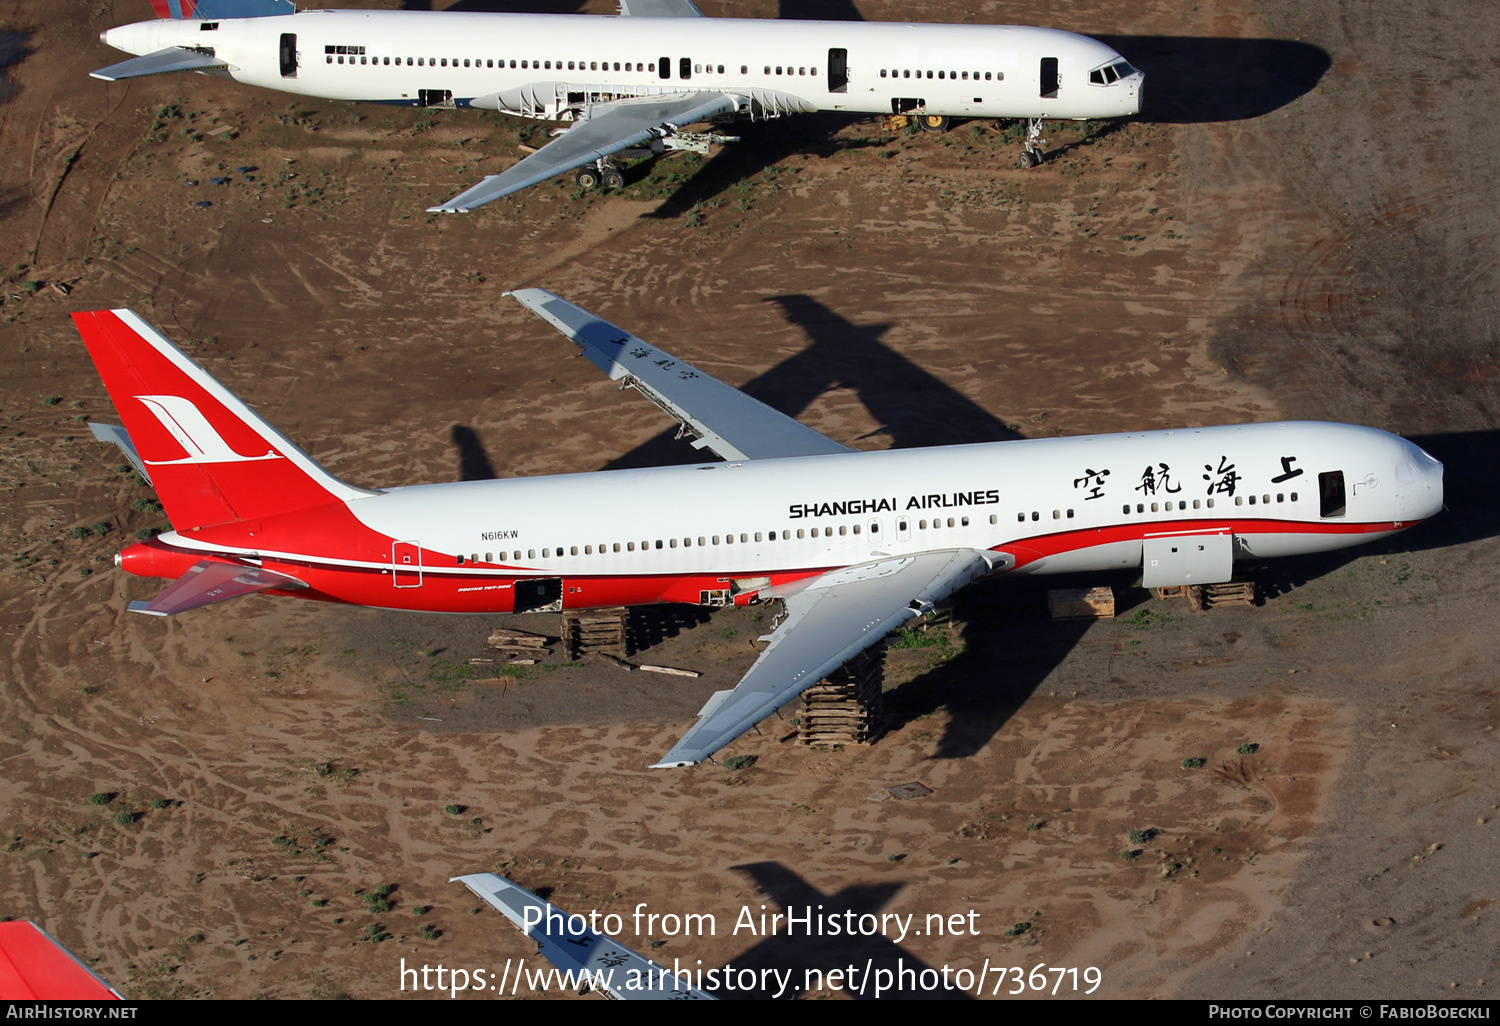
[918,114,950,132]
[575,166,601,189]
[601,164,626,190]
[1019,148,1043,168]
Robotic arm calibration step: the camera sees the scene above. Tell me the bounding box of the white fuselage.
[145,420,1443,614]
[101,10,1143,122]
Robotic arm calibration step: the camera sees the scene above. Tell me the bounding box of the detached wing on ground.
[453,873,714,1000]
[429,92,738,213]
[128,558,306,617]
[509,288,852,461]
[652,549,1002,768]
[90,46,230,82]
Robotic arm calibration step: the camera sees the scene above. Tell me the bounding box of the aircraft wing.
[510,289,852,461]
[653,549,999,768]
[128,558,306,617]
[428,91,737,213]
[617,0,705,15]
[90,46,230,82]
[452,873,714,1000]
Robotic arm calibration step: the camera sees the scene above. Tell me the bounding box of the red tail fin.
[74,310,375,530]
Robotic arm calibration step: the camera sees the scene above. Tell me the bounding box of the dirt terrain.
[0,0,1495,1001]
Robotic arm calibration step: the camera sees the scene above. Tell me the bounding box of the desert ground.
[0,0,1495,1001]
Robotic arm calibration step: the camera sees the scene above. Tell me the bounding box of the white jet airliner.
[91,0,1143,210]
[75,292,1442,768]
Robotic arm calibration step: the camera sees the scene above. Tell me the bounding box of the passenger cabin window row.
[454,522,893,565]
[321,53,765,76]
[881,69,1002,81]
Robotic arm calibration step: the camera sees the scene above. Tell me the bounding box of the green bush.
[723,755,755,771]
[1236,743,1259,756]
[1181,757,1206,769]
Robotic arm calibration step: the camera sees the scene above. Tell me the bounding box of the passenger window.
[989,514,997,524]
[796,529,805,539]
[1031,511,1039,521]
[1136,504,1144,513]
[527,550,535,558]
[1123,504,1130,515]
[920,520,928,530]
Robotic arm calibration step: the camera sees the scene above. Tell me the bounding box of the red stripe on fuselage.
[996,515,1413,569]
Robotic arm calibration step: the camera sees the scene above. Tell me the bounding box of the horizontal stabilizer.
[90,46,229,83]
[428,92,737,212]
[452,873,714,1000]
[510,288,852,461]
[128,558,305,617]
[88,422,152,486]
[149,0,294,18]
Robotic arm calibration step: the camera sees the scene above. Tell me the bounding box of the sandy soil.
[0,0,1495,1001]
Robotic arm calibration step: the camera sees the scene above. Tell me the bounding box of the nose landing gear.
[1018,118,1046,168]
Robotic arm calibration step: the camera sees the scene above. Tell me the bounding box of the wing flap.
[128,558,306,617]
[511,289,852,461]
[452,873,713,1000]
[651,549,996,767]
[428,92,737,213]
[90,46,229,83]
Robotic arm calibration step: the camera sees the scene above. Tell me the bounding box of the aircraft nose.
[1396,441,1444,521]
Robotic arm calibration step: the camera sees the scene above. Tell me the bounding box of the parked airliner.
[91,0,1143,210]
[75,292,1442,767]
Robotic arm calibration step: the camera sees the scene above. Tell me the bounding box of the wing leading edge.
[653,549,1001,768]
[509,289,852,461]
[452,873,714,1000]
[429,92,737,213]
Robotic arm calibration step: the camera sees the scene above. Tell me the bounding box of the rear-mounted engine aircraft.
[75,292,1442,767]
[91,0,1143,210]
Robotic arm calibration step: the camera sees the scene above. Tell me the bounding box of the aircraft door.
[514,577,563,613]
[392,541,421,588]
[828,48,848,93]
[658,57,671,79]
[679,57,692,80]
[279,33,297,78]
[1039,57,1059,98]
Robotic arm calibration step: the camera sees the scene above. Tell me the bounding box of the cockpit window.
[1089,59,1136,85]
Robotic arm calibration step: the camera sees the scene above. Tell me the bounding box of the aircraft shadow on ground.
[1094,36,1331,123]
[599,294,1022,471]
[711,862,970,999]
[1255,428,1500,597]
[0,30,28,106]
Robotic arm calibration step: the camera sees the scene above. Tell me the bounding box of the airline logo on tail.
[134,394,282,466]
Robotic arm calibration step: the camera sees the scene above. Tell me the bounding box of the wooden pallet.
[1154,576,1257,611]
[562,607,629,659]
[799,648,885,748]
